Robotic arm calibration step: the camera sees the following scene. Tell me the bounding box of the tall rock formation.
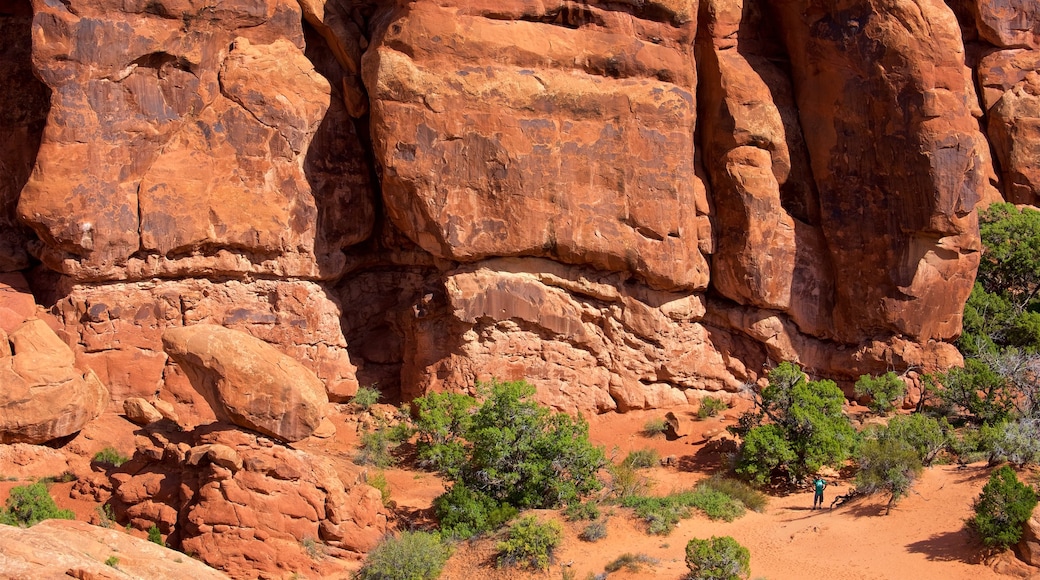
[2,0,1033,412]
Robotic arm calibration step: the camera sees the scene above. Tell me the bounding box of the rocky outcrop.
[4,0,1036,413]
[0,316,108,444]
[162,325,329,442]
[111,428,387,579]
[0,519,231,579]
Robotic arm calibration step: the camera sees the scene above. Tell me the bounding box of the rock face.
[3,0,1038,413]
[0,519,231,579]
[111,428,388,578]
[162,325,329,442]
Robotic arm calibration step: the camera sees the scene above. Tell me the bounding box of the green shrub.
[881,414,950,466]
[937,359,1017,425]
[696,476,767,513]
[734,363,858,485]
[970,465,1038,550]
[104,556,119,568]
[92,447,129,468]
[416,380,605,534]
[496,516,562,570]
[564,501,600,521]
[366,471,392,506]
[604,553,657,573]
[621,448,660,470]
[854,372,906,415]
[579,520,607,542]
[607,462,652,500]
[433,484,517,539]
[735,424,795,486]
[355,424,398,468]
[0,483,74,527]
[855,437,922,513]
[643,417,669,438]
[148,524,164,547]
[697,396,728,420]
[357,531,452,580]
[689,488,745,522]
[685,536,750,580]
[352,386,381,410]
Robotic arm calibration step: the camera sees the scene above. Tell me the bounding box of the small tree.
[734,362,858,484]
[855,437,922,514]
[416,380,605,537]
[854,372,906,415]
[881,413,950,466]
[970,465,1037,551]
[685,536,750,580]
[938,359,1017,424]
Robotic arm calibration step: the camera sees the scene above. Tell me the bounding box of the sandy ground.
[2,403,1036,579]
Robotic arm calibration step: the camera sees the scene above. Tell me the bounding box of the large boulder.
[162,324,329,442]
[0,319,108,444]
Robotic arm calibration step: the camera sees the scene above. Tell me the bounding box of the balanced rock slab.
[162,324,329,442]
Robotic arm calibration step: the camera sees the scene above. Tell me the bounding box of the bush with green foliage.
[433,484,518,539]
[366,471,392,506]
[696,476,767,513]
[605,553,657,573]
[685,536,750,580]
[881,414,950,466]
[734,362,859,485]
[92,447,129,468]
[352,386,381,410]
[969,465,1037,551]
[607,462,652,500]
[621,486,747,535]
[355,424,399,468]
[854,372,906,415]
[496,516,562,570]
[855,436,922,514]
[642,417,669,438]
[148,524,164,546]
[564,501,600,521]
[0,483,74,527]
[937,359,1017,425]
[416,380,605,537]
[622,448,660,469]
[356,531,452,580]
[105,556,119,568]
[697,396,728,419]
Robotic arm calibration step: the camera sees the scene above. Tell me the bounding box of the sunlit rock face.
[7,0,1023,413]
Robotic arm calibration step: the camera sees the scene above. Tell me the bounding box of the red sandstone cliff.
[2,0,1037,413]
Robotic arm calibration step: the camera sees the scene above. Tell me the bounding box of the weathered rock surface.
[49,278,358,408]
[162,325,329,442]
[363,0,711,292]
[0,319,109,444]
[0,519,231,579]
[18,0,373,281]
[111,428,387,579]
[4,0,1034,415]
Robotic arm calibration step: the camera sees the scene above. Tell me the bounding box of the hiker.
[813,476,828,510]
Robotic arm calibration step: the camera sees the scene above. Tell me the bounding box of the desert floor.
[4,402,1037,580]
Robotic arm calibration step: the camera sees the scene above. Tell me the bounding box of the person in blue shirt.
[813,477,828,509]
